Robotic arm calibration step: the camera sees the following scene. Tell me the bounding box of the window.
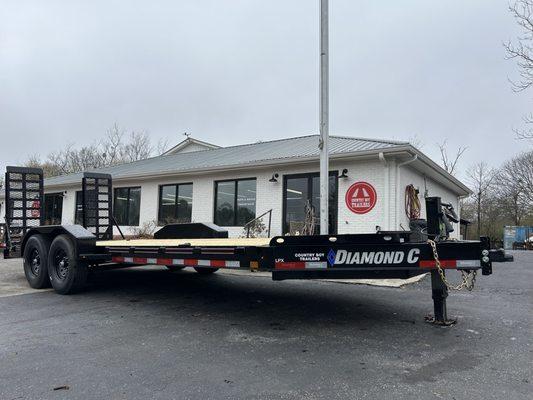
[214,179,256,226]
[113,187,141,226]
[75,191,83,225]
[43,193,63,225]
[158,183,193,225]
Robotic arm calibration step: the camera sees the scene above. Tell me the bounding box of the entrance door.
[283,172,338,235]
[43,193,63,225]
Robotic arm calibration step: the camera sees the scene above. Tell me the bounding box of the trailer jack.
[425,270,456,326]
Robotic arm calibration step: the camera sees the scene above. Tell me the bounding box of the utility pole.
[319,0,329,235]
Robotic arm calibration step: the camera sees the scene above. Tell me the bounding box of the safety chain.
[427,239,477,291]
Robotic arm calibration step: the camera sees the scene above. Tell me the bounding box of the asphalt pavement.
[0,252,531,400]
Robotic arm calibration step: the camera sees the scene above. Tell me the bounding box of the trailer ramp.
[3,167,43,258]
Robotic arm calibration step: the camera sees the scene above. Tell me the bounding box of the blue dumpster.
[504,226,533,250]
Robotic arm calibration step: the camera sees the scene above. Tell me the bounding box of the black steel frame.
[3,166,43,258]
[81,172,113,240]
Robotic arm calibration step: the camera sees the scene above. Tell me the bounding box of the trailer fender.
[21,225,98,259]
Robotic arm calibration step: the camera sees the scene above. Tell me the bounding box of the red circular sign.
[31,200,40,218]
[345,181,377,214]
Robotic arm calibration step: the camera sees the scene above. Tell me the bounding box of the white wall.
[399,166,461,238]
[3,156,463,239]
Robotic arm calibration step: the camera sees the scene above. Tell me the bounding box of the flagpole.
[319,0,329,235]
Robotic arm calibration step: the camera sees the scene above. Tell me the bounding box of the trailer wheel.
[165,265,185,272]
[194,267,219,275]
[48,234,88,295]
[23,234,51,289]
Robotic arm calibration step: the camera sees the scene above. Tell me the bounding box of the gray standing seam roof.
[44,135,407,187]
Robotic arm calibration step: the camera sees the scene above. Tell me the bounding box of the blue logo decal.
[327,249,336,266]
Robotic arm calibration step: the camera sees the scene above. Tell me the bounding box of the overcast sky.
[0,0,530,180]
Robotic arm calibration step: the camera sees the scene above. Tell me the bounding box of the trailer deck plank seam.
[95,238,272,247]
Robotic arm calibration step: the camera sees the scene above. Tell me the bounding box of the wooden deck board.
[95,238,272,247]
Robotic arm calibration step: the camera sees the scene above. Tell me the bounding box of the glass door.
[43,193,63,225]
[283,172,338,235]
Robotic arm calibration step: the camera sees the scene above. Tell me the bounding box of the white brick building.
[0,135,471,238]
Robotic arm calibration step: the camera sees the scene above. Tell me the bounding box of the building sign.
[31,200,40,218]
[345,181,377,214]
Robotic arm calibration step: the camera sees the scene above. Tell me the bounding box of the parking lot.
[0,252,531,400]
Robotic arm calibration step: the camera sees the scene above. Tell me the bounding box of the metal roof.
[43,134,407,187]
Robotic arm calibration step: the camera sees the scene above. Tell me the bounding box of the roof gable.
[163,137,220,155]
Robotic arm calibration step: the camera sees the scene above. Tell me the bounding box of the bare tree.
[47,143,104,175]
[437,140,467,176]
[513,150,533,203]
[495,151,532,224]
[26,124,168,177]
[407,134,424,150]
[122,131,153,162]
[466,162,496,237]
[156,137,170,155]
[505,1,533,140]
[505,0,533,91]
[25,154,63,178]
[512,115,533,140]
[101,123,125,165]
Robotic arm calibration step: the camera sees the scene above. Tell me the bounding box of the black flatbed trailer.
[2,166,508,325]
[17,221,494,325]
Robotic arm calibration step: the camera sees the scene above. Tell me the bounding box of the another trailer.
[2,167,505,325]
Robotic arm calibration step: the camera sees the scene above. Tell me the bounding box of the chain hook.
[427,239,477,291]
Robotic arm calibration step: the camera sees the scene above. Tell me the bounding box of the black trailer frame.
[19,219,495,325]
[8,166,509,325]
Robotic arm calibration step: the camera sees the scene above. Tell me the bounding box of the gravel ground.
[0,252,531,400]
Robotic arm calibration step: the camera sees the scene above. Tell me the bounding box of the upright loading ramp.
[81,173,113,240]
[3,167,43,258]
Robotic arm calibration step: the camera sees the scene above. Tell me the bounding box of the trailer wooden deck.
[95,238,272,248]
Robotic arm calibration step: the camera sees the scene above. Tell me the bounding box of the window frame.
[214,178,257,227]
[113,186,142,226]
[157,182,194,226]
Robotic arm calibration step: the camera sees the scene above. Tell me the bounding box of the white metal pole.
[319,0,329,235]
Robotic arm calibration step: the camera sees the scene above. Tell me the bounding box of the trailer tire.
[194,267,219,275]
[23,234,51,289]
[165,265,185,272]
[48,234,88,295]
